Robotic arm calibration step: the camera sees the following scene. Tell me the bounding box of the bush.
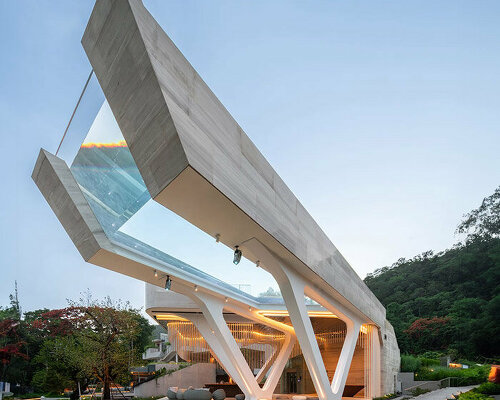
[401,355,422,372]
[411,388,430,396]
[458,391,490,400]
[474,382,500,395]
[373,394,398,400]
[420,357,440,367]
[415,365,490,384]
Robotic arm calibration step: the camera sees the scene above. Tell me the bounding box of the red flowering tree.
[0,319,28,382]
[404,316,451,353]
[31,300,142,400]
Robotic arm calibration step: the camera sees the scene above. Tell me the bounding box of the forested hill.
[364,187,500,360]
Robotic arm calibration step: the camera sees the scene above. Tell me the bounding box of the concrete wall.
[398,373,439,395]
[133,363,216,398]
[380,321,400,395]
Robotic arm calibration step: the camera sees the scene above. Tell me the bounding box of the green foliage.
[400,355,421,372]
[457,390,491,400]
[372,394,398,400]
[0,288,155,398]
[364,185,500,358]
[164,362,191,376]
[420,357,440,367]
[415,365,489,384]
[474,382,500,395]
[457,186,500,241]
[411,388,430,396]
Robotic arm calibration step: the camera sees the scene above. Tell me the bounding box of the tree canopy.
[0,290,154,398]
[365,186,500,360]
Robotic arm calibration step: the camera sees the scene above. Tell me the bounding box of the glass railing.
[55,70,105,166]
[56,69,285,304]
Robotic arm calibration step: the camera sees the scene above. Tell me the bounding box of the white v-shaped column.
[174,282,296,400]
[243,239,363,400]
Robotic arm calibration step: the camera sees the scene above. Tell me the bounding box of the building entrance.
[286,372,298,393]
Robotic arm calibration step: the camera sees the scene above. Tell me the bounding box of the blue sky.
[1,1,499,316]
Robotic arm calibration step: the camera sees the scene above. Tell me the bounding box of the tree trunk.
[103,366,111,400]
[103,379,111,400]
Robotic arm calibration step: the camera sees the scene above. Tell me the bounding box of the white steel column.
[173,282,296,400]
[243,238,365,400]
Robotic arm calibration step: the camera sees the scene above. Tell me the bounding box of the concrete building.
[32,1,400,399]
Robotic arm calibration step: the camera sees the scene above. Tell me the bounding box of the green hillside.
[364,187,500,360]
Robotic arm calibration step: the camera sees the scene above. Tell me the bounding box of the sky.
[1,0,499,317]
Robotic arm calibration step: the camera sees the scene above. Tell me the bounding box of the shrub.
[373,394,398,400]
[458,391,490,400]
[474,382,500,395]
[401,355,421,372]
[411,388,430,396]
[420,357,440,367]
[415,365,490,384]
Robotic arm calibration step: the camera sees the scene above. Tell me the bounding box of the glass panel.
[56,71,105,165]
[67,99,283,303]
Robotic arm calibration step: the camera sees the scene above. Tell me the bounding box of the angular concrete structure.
[82,0,384,328]
[32,1,400,399]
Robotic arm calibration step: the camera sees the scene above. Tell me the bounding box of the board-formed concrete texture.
[82,0,385,328]
[33,1,400,399]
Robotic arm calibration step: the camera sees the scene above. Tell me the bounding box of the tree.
[31,298,148,400]
[365,186,500,359]
[259,287,281,297]
[0,319,28,381]
[457,185,500,241]
[0,282,29,386]
[404,317,451,354]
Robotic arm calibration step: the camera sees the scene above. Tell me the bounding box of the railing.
[403,378,457,395]
[142,344,174,360]
[142,347,163,360]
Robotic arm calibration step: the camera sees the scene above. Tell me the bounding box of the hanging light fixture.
[165,275,172,290]
[154,269,158,278]
[233,246,242,265]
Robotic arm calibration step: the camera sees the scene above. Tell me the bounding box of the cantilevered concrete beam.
[82,0,385,327]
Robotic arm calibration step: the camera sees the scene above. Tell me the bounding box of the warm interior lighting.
[155,314,189,322]
[258,310,338,318]
[81,140,127,149]
[449,363,463,369]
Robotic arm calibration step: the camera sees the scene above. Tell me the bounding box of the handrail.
[403,377,453,394]
[56,70,94,155]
